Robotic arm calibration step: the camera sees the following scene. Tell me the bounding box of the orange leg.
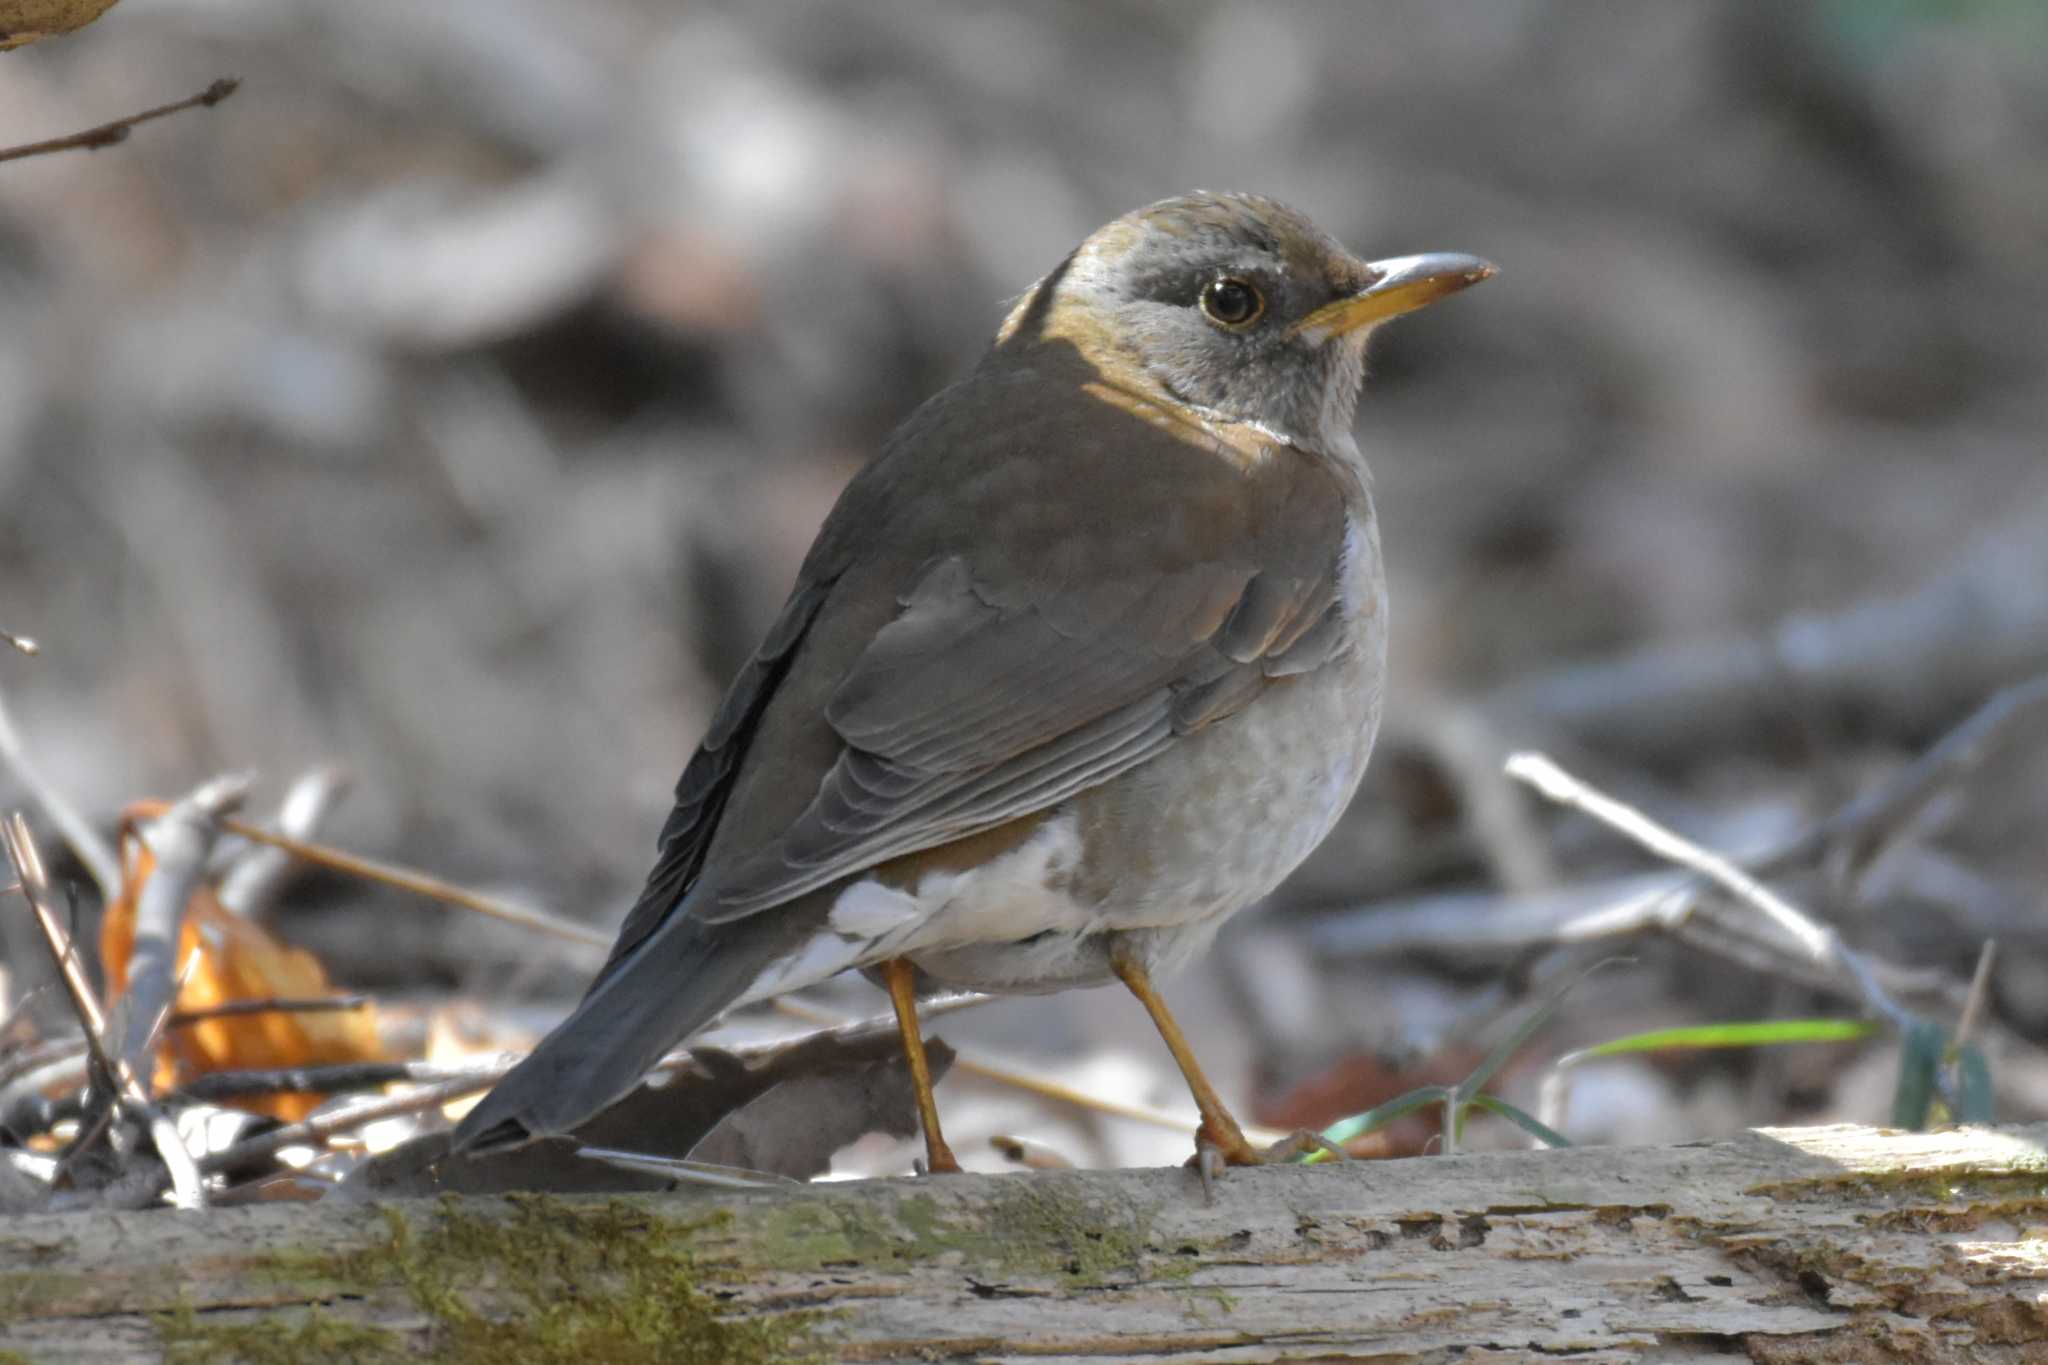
[1108,940,1261,1165]
[880,957,961,1174]
[1110,940,1344,1181]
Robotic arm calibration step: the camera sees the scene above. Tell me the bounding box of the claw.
[1192,1134,1227,1202]
[1185,1121,1343,1198]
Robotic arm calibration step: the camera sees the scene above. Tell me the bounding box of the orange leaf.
[102,805,382,1120]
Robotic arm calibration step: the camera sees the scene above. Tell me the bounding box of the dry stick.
[115,776,250,1089]
[0,78,240,165]
[2,815,205,1209]
[172,1058,487,1102]
[0,672,120,902]
[198,1075,490,1174]
[1506,752,1915,1030]
[1954,941,1998,1052]
[216,767,352,920]
[167,994,370,1029]
[0,1035,86,1096]
[209,815,610,952]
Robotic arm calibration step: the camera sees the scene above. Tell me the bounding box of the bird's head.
[997,191,1494,459]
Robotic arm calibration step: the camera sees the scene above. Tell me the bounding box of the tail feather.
[450,911,783,1154]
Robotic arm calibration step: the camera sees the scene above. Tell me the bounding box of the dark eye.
[1199,276,1264,328]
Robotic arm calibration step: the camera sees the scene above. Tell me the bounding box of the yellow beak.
[1292,252,1497,343]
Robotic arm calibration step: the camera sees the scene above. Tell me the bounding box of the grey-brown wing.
[590,579,830,985]
[693,549,1345,922]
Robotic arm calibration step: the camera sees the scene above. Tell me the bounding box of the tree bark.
[5,1122,2048,1362]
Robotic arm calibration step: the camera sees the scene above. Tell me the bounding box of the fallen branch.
[113,775,249,1091]
[3,1122,2045,1360]
[215,766,352,921]
[209,812,609,953]
[1,816,203,1210]
[1507,750,1913,1028]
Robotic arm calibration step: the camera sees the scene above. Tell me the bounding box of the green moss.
[157,1195,822,1365]
[741,1194,910,1269]
[0,1270,91,1325]
[1749,1169,2048,1211]
[985,1181,1166,1283]
[157,1302,399,1364]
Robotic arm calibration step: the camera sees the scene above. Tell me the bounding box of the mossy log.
[5,1122,2048,1362]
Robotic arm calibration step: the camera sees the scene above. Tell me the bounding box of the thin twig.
[0,1035,86,1100]
[3,815,205,1208]
[989,1134,1077,1170]
[1509,753,1830,957]
[0,78,240,165]
[1506,752,1915,1030]
[4,819,119,1083]
[1954,941,1998,1051]
[198,1075,489,1174]
[172,1058,488,1102]
[114,776,250,1091]
[210,814,610,951]
[216,767,352,920]
[167,994,371,1029]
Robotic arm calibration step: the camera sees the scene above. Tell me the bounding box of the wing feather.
[694,550,1343,922]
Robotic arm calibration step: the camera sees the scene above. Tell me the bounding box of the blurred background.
[3,0,2046,1173]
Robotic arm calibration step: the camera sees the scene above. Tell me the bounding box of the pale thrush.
[453,191,1494,1174]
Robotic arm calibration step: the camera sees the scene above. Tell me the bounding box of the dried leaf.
[0,0,121,50]
[100,812,381,1120]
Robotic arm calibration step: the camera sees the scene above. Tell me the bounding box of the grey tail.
[450,910,781,1155]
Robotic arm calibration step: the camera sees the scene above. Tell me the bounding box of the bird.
[452,191,1494,1177]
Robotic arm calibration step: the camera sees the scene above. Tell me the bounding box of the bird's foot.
[1189,1119,1344,1197]
[915,1141,964,1176]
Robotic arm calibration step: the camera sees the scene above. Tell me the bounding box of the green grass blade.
[1556,1018,1877,1069]
[1466,1092,1572,1148]
[1307,1085,1450,1163]
[1892,1018,1945,1129]
[1955,1043,1995,1124]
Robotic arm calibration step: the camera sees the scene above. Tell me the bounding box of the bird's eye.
[1199,277,1264,328]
